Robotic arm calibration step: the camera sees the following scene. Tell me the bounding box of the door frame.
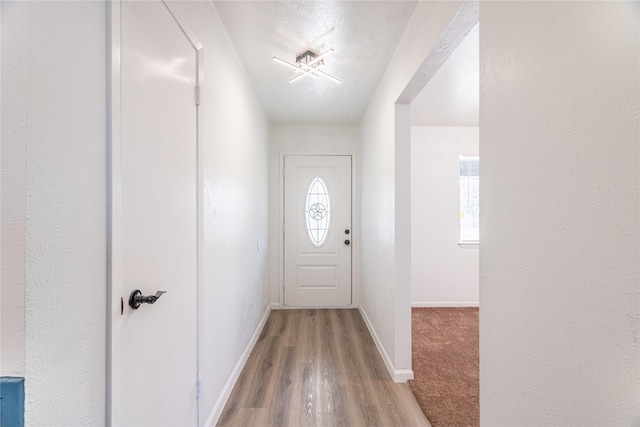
[278,151,359,308]
[106,1,204,424]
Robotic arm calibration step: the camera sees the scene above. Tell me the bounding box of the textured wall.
[19,2,107,425]
[480,2,640,424]
[359,0,463,377]
[165,2,271,424]
[1,1,27,378]
[411,126,479,306]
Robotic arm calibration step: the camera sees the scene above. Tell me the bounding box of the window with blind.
[460,155,479,242]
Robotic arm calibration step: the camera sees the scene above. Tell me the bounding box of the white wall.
[268,125,359,305]
[480,2,639,425]
[411,126,479,306]
[166,2,271,425]
[0,1,107,424]
[1,1,271,425]
[359,1,464,380]
[1,1,26,378]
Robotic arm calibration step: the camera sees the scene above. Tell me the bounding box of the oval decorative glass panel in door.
[305,177,331,247]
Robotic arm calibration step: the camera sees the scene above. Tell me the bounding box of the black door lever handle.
[129,290,167,309]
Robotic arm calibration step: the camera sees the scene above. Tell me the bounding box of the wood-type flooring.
[217,309,430,427]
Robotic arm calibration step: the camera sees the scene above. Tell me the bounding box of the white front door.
[283,155,352,307]
[111,2,198,425]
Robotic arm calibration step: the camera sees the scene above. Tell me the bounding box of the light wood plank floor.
[217,309,430,427]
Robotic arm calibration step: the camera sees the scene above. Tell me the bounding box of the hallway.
[218,309,429,427]
[1,1,638,425]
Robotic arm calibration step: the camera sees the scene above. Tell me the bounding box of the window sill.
[458,241,479,248]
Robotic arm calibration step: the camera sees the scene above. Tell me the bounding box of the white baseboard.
[358,306,413,383]
[204,305,272,427]
[270,302,280,310]
[394,369,414,381]
[412,301,479,308]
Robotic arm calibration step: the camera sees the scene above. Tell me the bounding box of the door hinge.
[196,377,201,400]
[195,85,201,106]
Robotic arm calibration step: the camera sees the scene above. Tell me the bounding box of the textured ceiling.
[214,1,417,126]
[411,23,479,126]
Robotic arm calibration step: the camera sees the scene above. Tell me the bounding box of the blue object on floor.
[0,377,24,427]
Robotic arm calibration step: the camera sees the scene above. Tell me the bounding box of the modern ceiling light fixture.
[272,49,342,84]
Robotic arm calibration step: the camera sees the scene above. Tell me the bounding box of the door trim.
[106,2,204,425]
[278,151,359,308]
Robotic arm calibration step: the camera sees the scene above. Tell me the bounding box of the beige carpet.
[409,307,479,427]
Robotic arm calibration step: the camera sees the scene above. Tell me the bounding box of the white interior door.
[283,155,352,307]
[111,2,198,425]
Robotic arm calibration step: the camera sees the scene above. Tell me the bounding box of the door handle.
[129,290,166,309]
[345,239,351,246]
